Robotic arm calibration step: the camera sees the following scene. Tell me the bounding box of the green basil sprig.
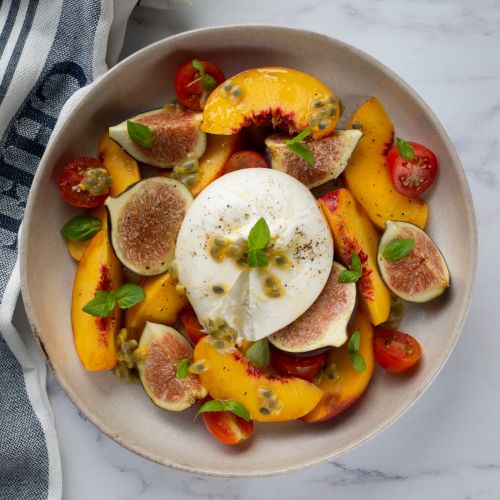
[247,217,271,268]
[348,329,366,373]
[246,338,270,369]
[82,283,145,317]
[338,252,362,283]
[382,238,415,262]
[285,128,314,166]
[127,120,154,149]
[396,137,414,160]
[61,215,102,242]
[196,399,251,422]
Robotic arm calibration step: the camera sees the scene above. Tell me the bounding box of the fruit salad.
[59,58,449,446]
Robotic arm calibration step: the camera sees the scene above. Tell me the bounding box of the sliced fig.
[137,322,207,411]
[265,130,362,188]
[106,177,193,276]
[109,108,206,168]
[269,262,356,353]
[377,220,450,302]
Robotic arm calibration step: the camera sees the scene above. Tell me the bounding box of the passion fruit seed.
[329,107,337,117]
[183,175,197,186]
[79,167,112,197]
[310,115,319,127]
[210,246,224,262]
[214,236,230,248]
[221,80,234,93]
[259,406,271,416]
[225,244,241,257]
[258,387,274,399]
[272,253,292,269]
[175,283,186,296]
[229,85,243,104]
[268,399,283,411]
[257,386,282,415]
[132,346,148,362]
[116,328,128,347]
[313,98,324,108]
[318,108,329,118]
[121,339,138,355]
[212,284,226,295]
[319,118,330,130]
[325,363,340,381]
[188,359,211,374]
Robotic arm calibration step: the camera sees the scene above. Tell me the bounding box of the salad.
[59,59,449,446]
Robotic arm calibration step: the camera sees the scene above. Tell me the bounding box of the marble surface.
[42,1,500,498]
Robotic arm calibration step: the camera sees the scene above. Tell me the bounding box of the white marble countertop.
[45,1,500,498]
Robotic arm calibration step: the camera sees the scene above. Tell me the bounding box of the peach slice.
[193,337,323,422]
[319,188,391,326]
[98,132,141,196]
[71,223,122,371]
[343,97,428,229]
[302,306,374,422]
[201,67,340,140]
[125,272,187,340]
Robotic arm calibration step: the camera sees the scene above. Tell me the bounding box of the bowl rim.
[20,24,478,477]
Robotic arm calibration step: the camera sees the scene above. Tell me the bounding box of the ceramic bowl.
[20,25,476,476]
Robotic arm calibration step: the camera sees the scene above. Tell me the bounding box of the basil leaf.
[246,338,270,369]
[176,358,190,379]
[192,58,205,77]
[196,399,251,422]
[60,215,102,242]
[396,137,414,160]
[350,352,366,373]
[248,217,270,251]
[382,238,415,262]
[116,283,145,309]
[338,252,362,283]
[338,270,360,283]
[288,128,312,144]
[127,120,154,149]
[247,249,269,268]
[82,290,116,317]
[348,329,361,353]
[286,141,314,166]
[203,74,217,91]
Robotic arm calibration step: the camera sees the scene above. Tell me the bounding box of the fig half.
[109,107,206,168]
[265,130,362,188]
[137,322,207,411]
[377,220,450,302]
[269,262,356,352]
[106,177,193,276]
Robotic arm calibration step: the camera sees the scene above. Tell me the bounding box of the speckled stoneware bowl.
[21,25,477,476]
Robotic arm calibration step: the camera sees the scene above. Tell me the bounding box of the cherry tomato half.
[387,141,438,197]
[224,150,269,174]
[271,347,326,381]
[201,405,254,446]
[174,59,225,112]
[58,157,111,208]
[180,307,207,345]
[374,328,421,373]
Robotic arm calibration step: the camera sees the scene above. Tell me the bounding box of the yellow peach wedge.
[201,67,340,140]
[98,131,141,196]
[319,188,391,326]
[125,272,188,341]
[71,226,122,371]
[302,306,374,423]
[194,336,324,422]
[343,97,428,229]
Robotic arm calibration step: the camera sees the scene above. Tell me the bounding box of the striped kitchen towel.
[0,1,187,499]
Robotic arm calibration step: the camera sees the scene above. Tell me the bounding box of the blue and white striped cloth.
[0,1,185,498]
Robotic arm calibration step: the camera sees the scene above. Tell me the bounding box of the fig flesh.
[109,108,206,168]
[105,177,193,276]
[377,220,450,302]
[265,130,362,188]
[137,322,207,411]
[269,262,356,352]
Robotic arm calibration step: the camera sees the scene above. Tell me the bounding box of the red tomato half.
[387,141,438,197]
[58,157,110,208]
[374,328,421,373]
[201,407,254,446]
[180,307,207,345]
[224,150,269,174]
[271,347,326,381]
[174,59,225,111]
